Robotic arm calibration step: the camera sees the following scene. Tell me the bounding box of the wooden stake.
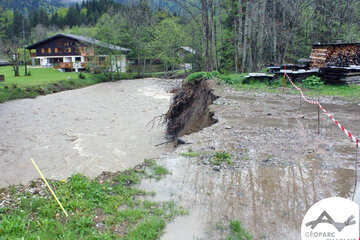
[31,158,68,217]
[283,66,286,94]
[317,96,320,134]
[355,145,359,188]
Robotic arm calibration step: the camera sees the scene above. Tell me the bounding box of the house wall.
[35,36,83,57]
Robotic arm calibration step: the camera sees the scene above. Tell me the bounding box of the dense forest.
[1,0,359,73]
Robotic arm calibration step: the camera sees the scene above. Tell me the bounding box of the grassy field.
[0,66,94,86]
[0,160,186,239]
[0,66,105,103]
[217,73,360,99]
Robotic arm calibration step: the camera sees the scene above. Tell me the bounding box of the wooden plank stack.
[319,67,360,85]
[310,47,328,68]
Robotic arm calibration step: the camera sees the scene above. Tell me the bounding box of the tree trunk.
[238,0,243,72]
[272,0,277,64]
[241,0,248,73]
[234,19,238,74]
[258,0,266,68]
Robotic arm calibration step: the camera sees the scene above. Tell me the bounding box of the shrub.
[184,72,215,84]
[302,75,324,89]
[268,77,284,87]
[78,72,86,79]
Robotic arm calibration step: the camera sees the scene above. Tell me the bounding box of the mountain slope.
[0,0,62,12]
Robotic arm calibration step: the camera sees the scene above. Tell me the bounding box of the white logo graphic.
[301,197,359,240]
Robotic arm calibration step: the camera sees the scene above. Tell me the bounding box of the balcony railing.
[54,62,86,69]
[56,62,73,69]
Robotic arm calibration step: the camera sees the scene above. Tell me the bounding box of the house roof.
[175,46,196,54]
[26,34,130,52]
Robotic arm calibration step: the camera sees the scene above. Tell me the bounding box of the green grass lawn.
[0,66,104,103]
[0,66,93,87]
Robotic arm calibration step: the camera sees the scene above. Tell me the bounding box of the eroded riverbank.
[140,80,360,240]
[0,78,176,187]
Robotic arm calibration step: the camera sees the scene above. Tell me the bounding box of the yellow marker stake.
[31,158,69,217]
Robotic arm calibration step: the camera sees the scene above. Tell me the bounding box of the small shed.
[310,42,360,68]
[174,46,196,71]
[0,59,11,66]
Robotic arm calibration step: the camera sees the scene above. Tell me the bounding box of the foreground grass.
[0,160,185,239]
[218,73,360,99]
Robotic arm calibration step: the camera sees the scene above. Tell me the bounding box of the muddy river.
[140,82,360,240]
[0,79,174,187]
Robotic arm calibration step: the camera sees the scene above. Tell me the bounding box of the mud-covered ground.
[141,80,360,240]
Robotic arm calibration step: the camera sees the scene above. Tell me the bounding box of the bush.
[184,72,215,84]
[302,75,324,89]
[268,77,284,87]
[78,72,86,79]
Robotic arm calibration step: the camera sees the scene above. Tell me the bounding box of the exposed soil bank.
[0,78,178,187]
[165,80,218,139]
[140,80,360,240]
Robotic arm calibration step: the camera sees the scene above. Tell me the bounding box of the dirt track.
[141,80,360,240]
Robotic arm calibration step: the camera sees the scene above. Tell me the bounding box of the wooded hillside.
[1,0,359,73]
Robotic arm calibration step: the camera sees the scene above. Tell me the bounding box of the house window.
[75,57,81,62]
[55,48,58,53]
[41,48,45,54]
[68,48,72,53]
[48,48,52,54]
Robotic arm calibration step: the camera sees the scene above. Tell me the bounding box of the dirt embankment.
[165,79,218,140]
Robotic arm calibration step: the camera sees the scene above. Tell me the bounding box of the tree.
[151,17,188,73]
[1,39,21,77]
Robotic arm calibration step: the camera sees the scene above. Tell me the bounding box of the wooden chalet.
[26,34,130,72]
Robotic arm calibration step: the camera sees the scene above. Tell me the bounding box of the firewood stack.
[326,48,360,67]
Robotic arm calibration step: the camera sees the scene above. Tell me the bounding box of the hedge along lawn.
[0,160,186,239]
[0,66,102,103]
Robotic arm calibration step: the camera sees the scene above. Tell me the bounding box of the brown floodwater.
[0,79,173,187]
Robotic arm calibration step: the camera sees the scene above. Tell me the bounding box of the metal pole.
[317,96,320,134]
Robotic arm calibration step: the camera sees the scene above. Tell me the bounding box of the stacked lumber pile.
[310,47,328,68]
[319,66,360,85]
